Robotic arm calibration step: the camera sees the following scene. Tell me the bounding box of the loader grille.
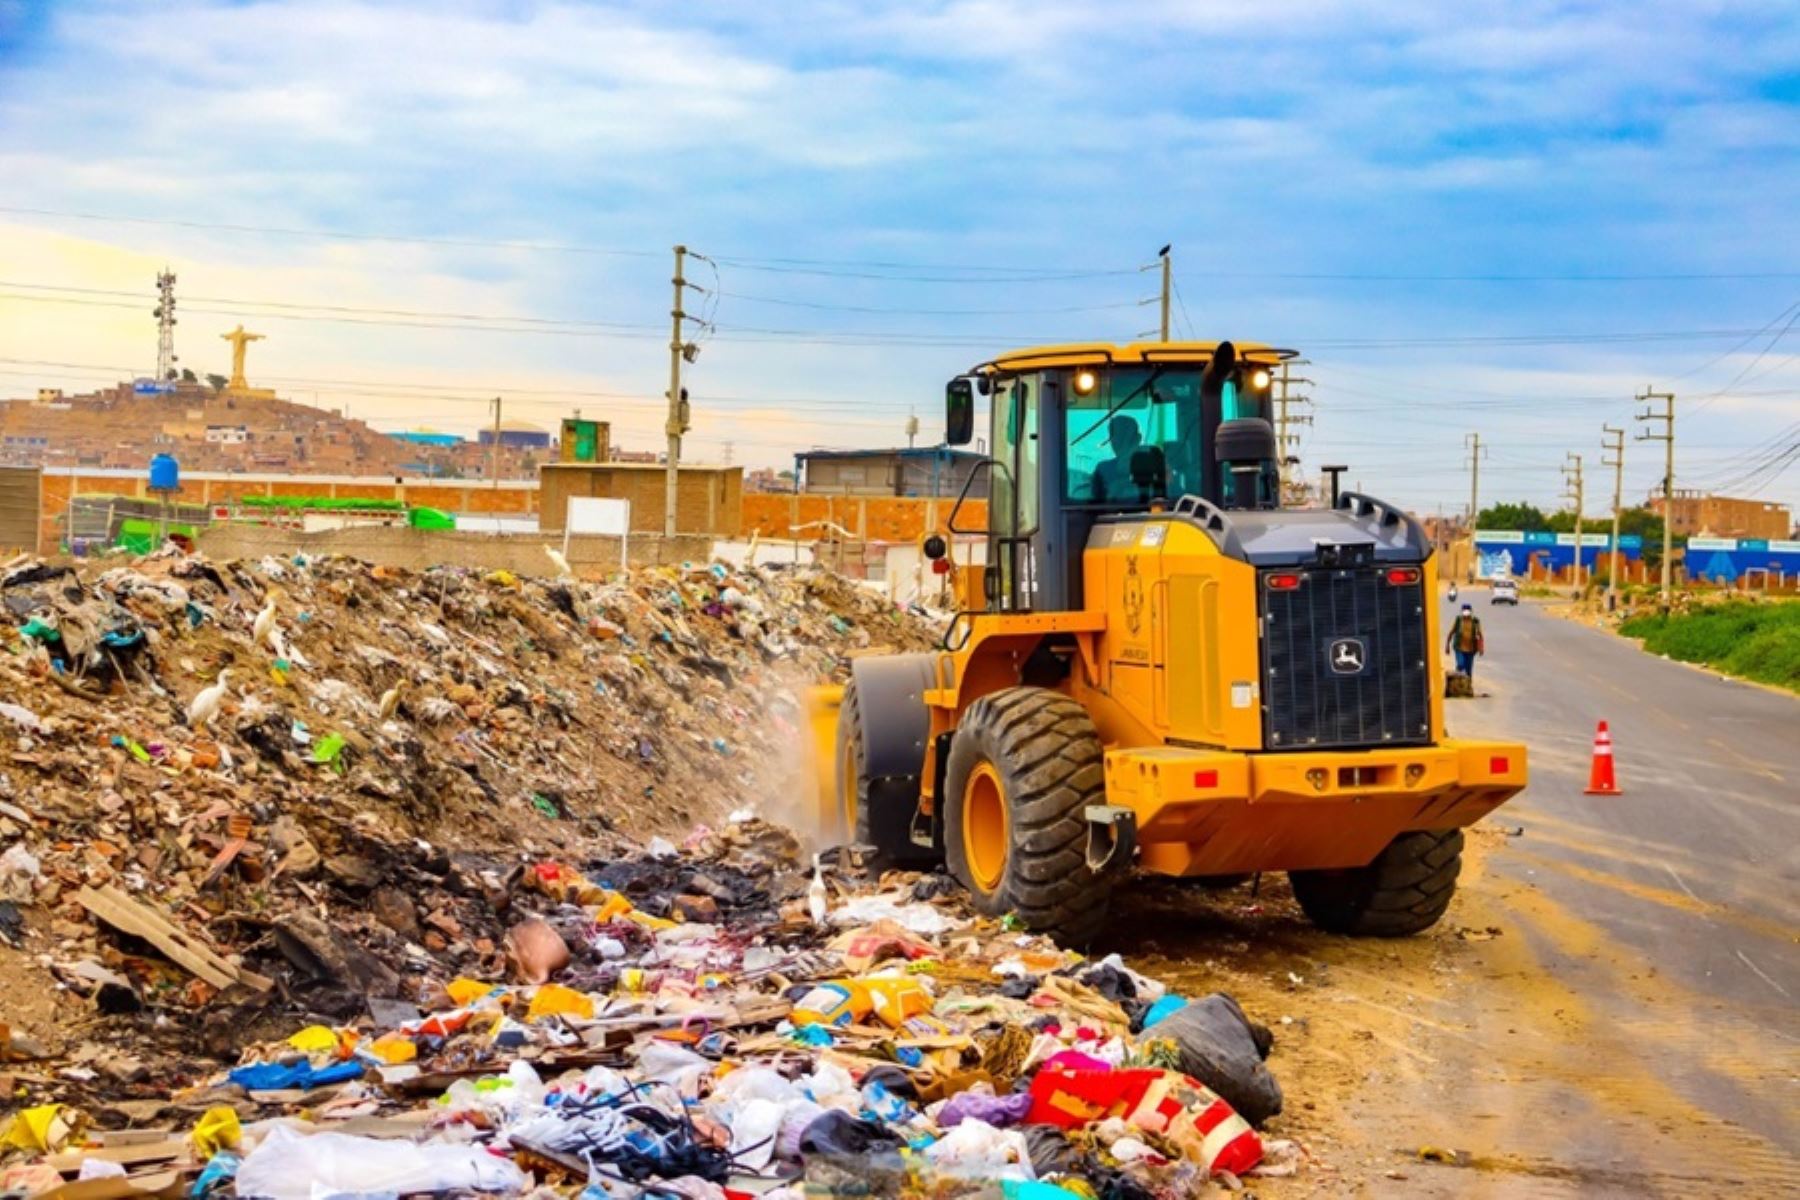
[1260,566,1431,750]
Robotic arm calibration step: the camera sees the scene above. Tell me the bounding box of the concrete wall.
[196,523,713,573]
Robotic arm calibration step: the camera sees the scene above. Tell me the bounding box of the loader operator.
[1447,603,1485,682]
[1091,415,1144,503]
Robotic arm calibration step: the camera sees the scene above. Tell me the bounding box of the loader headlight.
[1250,368,1272,390]
[1073,369,1099,396]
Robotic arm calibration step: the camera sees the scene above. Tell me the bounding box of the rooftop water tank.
[148,453,180,494]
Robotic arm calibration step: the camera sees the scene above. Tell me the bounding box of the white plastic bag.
[727,1098,787,1171]
[828,896,961,935]
[0,842,40,901]
[235,1125,525,1200]
[920,1119,1035,1180]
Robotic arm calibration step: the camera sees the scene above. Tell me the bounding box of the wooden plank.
[76,886,271,992]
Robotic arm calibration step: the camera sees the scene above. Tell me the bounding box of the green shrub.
[1618,601,1800,692]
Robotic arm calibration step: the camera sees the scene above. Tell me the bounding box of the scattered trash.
[0,553,1299,1195]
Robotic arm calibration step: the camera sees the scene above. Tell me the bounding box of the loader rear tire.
[1289,829,1463,937]
[943,687,1115,946]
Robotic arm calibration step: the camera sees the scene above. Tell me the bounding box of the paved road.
[1363,595,1800,1194]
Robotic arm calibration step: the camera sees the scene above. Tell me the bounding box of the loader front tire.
[836,679,930,867]
[943,687,1115,946]
[1289,829,1463,936]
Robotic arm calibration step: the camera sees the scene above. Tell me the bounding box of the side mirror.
[945,378,975,446]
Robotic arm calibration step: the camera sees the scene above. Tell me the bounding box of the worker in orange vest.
[1446,603,1485,680]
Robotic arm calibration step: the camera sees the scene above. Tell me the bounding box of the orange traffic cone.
[1584,720,1621,795]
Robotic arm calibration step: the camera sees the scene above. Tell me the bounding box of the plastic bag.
[828,897,960,935]
[1144,993,1282,1126]
[525,983,595,1022]
[634,1041,712,1093]
[938,1088,1033,1129]
[234,1125,525,1200]
[190,1106,241,1157]
[921,1119,1035,1180]
[0,843,41,902]
[728,1097,787,1171]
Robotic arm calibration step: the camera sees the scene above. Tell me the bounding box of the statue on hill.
[221,325,265,391]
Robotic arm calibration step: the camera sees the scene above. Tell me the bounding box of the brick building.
[1650,489,1792,540]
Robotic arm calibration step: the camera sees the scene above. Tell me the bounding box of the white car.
[1490,578,1520,605]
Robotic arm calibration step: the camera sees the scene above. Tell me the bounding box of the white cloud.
[0,0,1793,508]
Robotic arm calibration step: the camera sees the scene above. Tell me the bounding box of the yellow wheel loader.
[815,341,1526,942]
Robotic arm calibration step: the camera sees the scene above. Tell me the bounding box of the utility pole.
[1463,433,1486,585]
[1273,360,1313,496]
[1158,245,1172,342]
[1635,388,1676,611]
[489,396,502,489]
[153,269,178,383]
[664,245,693,539]
[1602,425,1625,604]
[1562,452,1585,591]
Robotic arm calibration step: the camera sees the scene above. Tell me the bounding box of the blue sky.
[1,0,1797,516]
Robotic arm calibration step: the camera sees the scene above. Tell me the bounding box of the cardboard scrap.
[36,1169,183,1200]
[75,886,271,992]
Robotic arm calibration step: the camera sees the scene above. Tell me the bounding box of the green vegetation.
[1477,501,1670,568]
[1619,601,1800,693]
[239,495,407,511]
[1477,501,1550,531]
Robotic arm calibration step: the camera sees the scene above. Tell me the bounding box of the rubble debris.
[74,886,271,993]
[0,552,1300,1195]
[1,817,1289,1197]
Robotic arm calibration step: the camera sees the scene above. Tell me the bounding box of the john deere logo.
[1328,637,1367,674]
[1123,556,1145,636]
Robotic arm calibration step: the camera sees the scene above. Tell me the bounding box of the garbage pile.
[2,817,1294,1198]
[0,549,933,1061]
[0,550,1298,1195]
[0,548,931,852]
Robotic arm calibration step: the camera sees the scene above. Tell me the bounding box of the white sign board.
[564,497,631,571]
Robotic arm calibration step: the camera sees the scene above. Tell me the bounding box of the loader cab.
[945,341,1294,612]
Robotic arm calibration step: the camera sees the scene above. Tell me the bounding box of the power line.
[1170,276,1198,340]
[1686,302,1800,415]
[7,288,1792,352]
[0,280,663,331]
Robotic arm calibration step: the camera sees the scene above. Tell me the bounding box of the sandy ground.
[1099,595,1799,1197]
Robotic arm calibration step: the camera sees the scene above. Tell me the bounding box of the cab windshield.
[1064,367,1209,504]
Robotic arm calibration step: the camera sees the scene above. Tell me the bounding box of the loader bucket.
[805,684,844,836]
